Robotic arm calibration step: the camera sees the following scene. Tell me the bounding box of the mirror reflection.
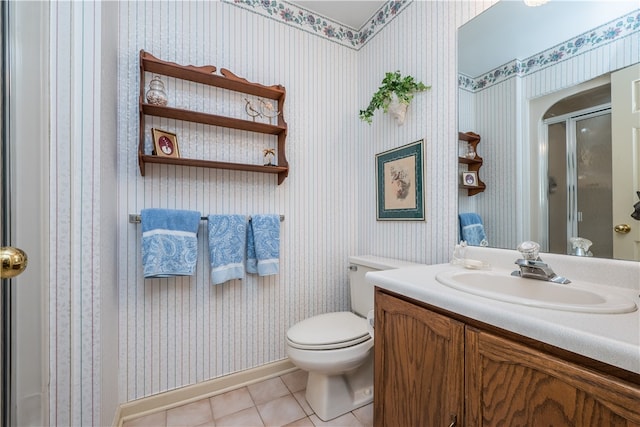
[458,0,640,261]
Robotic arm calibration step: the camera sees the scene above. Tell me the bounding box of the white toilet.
[285,255,419,421]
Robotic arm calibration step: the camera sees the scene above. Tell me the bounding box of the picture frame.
[376,140,425,221]
[462,171,478,187]
[152,128,180,158]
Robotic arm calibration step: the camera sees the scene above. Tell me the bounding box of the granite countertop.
[366,248,640,375]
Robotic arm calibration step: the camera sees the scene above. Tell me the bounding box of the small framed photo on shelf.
[152,128,180,158]
[462,171,478,187]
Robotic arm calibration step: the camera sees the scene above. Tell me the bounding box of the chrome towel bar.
[129,214,284,224]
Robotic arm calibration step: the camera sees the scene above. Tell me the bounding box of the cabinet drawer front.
[466,328,640,426]
[375,291,464,427]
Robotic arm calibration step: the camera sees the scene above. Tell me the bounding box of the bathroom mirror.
[458,0,640,261]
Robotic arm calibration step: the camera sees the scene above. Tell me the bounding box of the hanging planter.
[359,71,430,125]
[387,93,409,124]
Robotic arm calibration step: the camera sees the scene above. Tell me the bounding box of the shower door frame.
[541,104,612,255]
[0,1,10,423]
[2,2,49,425]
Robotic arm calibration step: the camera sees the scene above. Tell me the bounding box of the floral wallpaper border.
[224,0,410,49]
[459,9,640,92]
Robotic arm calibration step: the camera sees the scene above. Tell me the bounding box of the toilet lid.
[286,312,371,350]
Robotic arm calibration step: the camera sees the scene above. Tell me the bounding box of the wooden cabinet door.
[466,328,640,426]
[374,291,464,427]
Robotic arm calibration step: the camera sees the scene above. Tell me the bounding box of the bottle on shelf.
[145,75,168,106]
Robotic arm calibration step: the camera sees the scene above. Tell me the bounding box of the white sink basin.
[435,269,637,314]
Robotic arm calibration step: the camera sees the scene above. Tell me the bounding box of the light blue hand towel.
[246,214,280,276]
[459,213,488,247]
[208,215,247,285]
[141,208,202,278]
[246,222,258,274]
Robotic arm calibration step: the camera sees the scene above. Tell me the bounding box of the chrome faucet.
[511,241,571,284]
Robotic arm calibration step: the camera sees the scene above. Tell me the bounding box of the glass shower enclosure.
[545,108,613,258]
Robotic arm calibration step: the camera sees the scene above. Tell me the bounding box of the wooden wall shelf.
[138,50,289,184]
[458,131,486,196]
[139,155,289,175]
[141,104,286,134]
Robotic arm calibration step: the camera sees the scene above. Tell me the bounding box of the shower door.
[546,109,613,258]
[1,2,47,425]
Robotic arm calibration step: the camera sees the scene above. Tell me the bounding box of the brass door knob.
[614,224,632,234]
[0,246,28,279]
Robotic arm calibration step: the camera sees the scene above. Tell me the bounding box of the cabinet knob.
[448,415,457,427]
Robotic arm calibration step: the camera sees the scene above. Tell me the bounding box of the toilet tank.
[348,255,422,317]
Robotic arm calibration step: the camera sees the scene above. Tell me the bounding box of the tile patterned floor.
[122,370,373,427]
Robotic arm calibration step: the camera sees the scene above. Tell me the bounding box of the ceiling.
[289,1,386,29]
[459,0,640,77]
[290,1,639,77]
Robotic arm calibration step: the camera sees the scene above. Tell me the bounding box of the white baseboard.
[116,359,297,427]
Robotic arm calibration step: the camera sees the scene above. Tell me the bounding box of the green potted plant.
[359,71,430,125]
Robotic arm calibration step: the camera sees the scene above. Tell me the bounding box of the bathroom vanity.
[368,247,640,426]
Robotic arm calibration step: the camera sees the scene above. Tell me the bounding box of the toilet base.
[304,353,373,421]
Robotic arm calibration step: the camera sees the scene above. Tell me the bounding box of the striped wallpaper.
[48,2,111,426]
[357,0,488,263]
[116,0,363,401]
[47,1,500,424]
[115,0,497,403]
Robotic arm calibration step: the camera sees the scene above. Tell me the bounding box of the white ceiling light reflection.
[524,0,549,6]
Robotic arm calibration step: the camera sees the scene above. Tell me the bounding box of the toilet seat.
[287,311,371,350]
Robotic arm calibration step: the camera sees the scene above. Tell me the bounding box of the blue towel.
[459,213,488,247]
[141,208,202,278]
[246,214,280,276]
[208,215,247,285]
[246,222,257,274]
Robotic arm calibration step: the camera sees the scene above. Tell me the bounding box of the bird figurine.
[263,148,276,166]
[244,98,261,121]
